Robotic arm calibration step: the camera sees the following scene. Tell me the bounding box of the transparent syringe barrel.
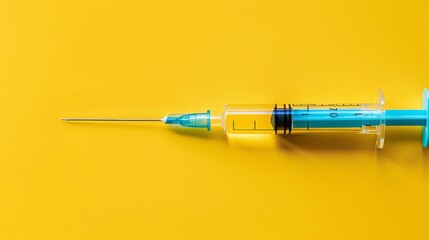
[220,90,386,148]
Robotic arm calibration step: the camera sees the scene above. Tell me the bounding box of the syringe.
[63,89,429,148]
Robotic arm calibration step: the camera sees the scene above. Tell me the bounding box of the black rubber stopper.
[271,104,292,134]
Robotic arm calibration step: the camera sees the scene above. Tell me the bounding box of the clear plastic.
[211,90,386,148]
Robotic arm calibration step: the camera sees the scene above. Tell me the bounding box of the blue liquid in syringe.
[292,109,426,129]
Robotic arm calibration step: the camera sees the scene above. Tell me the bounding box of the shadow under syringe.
[276,126,427,153]
[171,128,227,141]
[276,133,376,152]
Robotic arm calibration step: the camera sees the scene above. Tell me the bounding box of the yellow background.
[1,0,429,239]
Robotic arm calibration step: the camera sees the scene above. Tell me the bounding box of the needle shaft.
[62,118,162,122]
